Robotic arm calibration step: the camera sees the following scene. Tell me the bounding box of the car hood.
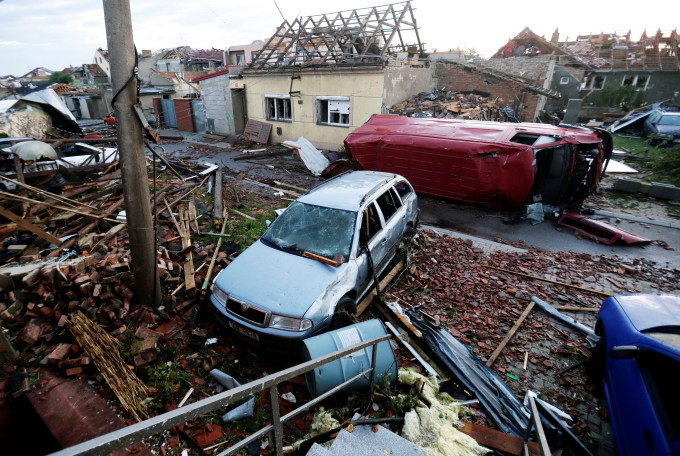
[213,240,346,317]
[616,294,680,331]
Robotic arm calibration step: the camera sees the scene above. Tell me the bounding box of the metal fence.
[49,334,390,456]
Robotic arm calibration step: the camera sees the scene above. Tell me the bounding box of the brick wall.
[173,98,195,132]
[434,63,540,121]
[482,56,552,85]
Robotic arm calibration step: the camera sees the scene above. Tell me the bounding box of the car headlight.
[269,315,313,332]
[211,285,228,306]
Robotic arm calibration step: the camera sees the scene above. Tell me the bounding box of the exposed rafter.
[249,1,424,69]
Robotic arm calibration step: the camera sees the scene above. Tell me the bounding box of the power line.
[272,0,285,22]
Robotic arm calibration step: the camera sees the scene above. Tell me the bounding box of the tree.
[48,72,74,84]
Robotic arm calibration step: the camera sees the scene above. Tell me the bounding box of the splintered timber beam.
[67,311,148,422]
[486,301,535,367]
[0,207,62,246]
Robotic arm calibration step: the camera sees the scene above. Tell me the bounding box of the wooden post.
[213,167,223,225]
[103,0,160,306]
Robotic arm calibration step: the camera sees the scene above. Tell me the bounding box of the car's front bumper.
[210,296,320,353]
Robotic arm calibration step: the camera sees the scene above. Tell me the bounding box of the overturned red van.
[344,115,612,211]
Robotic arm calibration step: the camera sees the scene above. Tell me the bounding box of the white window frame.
[621,74,650,90]
[264,94,292,122]
[581,74,606,90]
[316,96,350,127]
[560,76,570,85]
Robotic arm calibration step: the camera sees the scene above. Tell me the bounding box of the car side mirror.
[610,345,645,358]
[265,220,272,228]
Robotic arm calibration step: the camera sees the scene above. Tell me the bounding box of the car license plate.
[228,321,259,341]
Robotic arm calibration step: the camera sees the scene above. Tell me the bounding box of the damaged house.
[570,29,680,114]
[229,1,434,150]
[0,88,80,139]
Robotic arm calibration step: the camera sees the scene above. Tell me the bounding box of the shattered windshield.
[261,202,357,263]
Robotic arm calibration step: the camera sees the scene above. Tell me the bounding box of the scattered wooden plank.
[179,208,196,290]
[201,211,229,291]
[486,266,611,297]
[243,119,272,144]
[47,197,125,258]
[273,180,309,194]
[0,189,119,224]
[486,301,535,367]
[302,251,339,267]
[13,155,25,184]
[356,261,405,316]
[231,208,256,221]
[458,421,539,456]
[233,150,289,161]
[0,206,62,246]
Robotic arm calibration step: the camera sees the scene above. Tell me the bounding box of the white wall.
[200,74,235,135]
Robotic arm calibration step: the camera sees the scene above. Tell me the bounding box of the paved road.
[419,196,680,269]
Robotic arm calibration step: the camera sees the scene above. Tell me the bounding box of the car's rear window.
[261,202,357,262]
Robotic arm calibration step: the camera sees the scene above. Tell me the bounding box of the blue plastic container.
[301,319,397,398]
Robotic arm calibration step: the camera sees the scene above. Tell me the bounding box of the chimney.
[551,28,560,45]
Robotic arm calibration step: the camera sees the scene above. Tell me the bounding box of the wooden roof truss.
[250,1,423,69]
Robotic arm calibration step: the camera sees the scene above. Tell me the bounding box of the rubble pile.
[388,90,509,121]
[388,230,680,447]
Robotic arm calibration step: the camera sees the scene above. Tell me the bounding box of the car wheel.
[330,296,356,330]
[586,333,606,382]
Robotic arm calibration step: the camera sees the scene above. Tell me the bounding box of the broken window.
[317,96,350,126]
[236,54,245,64]
[621,75,649,89]
[394,180,413,199]
[265,95,292,121]
[375,189,402,222]
[510,133,559,146]
[362,203,382,244]
[581,75,605,90]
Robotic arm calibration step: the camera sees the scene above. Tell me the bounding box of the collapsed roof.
[249,0,424,69]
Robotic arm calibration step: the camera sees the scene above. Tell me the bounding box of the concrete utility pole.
[103,0,161,306]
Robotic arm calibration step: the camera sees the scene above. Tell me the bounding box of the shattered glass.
[261,202,357,262]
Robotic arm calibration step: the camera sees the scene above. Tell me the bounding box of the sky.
[0,0,677,77]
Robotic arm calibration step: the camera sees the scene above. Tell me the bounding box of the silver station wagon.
[210,171,419,348]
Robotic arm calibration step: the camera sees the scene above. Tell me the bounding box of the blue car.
[592,294,680,455]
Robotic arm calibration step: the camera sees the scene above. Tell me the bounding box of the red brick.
[48,344,72,363]
[65,367,84,376]
[21,320,43,345]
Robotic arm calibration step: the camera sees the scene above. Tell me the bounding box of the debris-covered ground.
[1,130,679,455]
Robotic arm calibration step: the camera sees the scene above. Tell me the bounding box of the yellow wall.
[236,65,434,150]
[235,67,389,150]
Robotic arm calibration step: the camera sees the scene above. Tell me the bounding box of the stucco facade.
[236,63,434,150]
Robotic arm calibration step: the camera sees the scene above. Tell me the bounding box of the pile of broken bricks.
[0,153,274,402]
[383,230,680,450]
[389,90,509,121]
